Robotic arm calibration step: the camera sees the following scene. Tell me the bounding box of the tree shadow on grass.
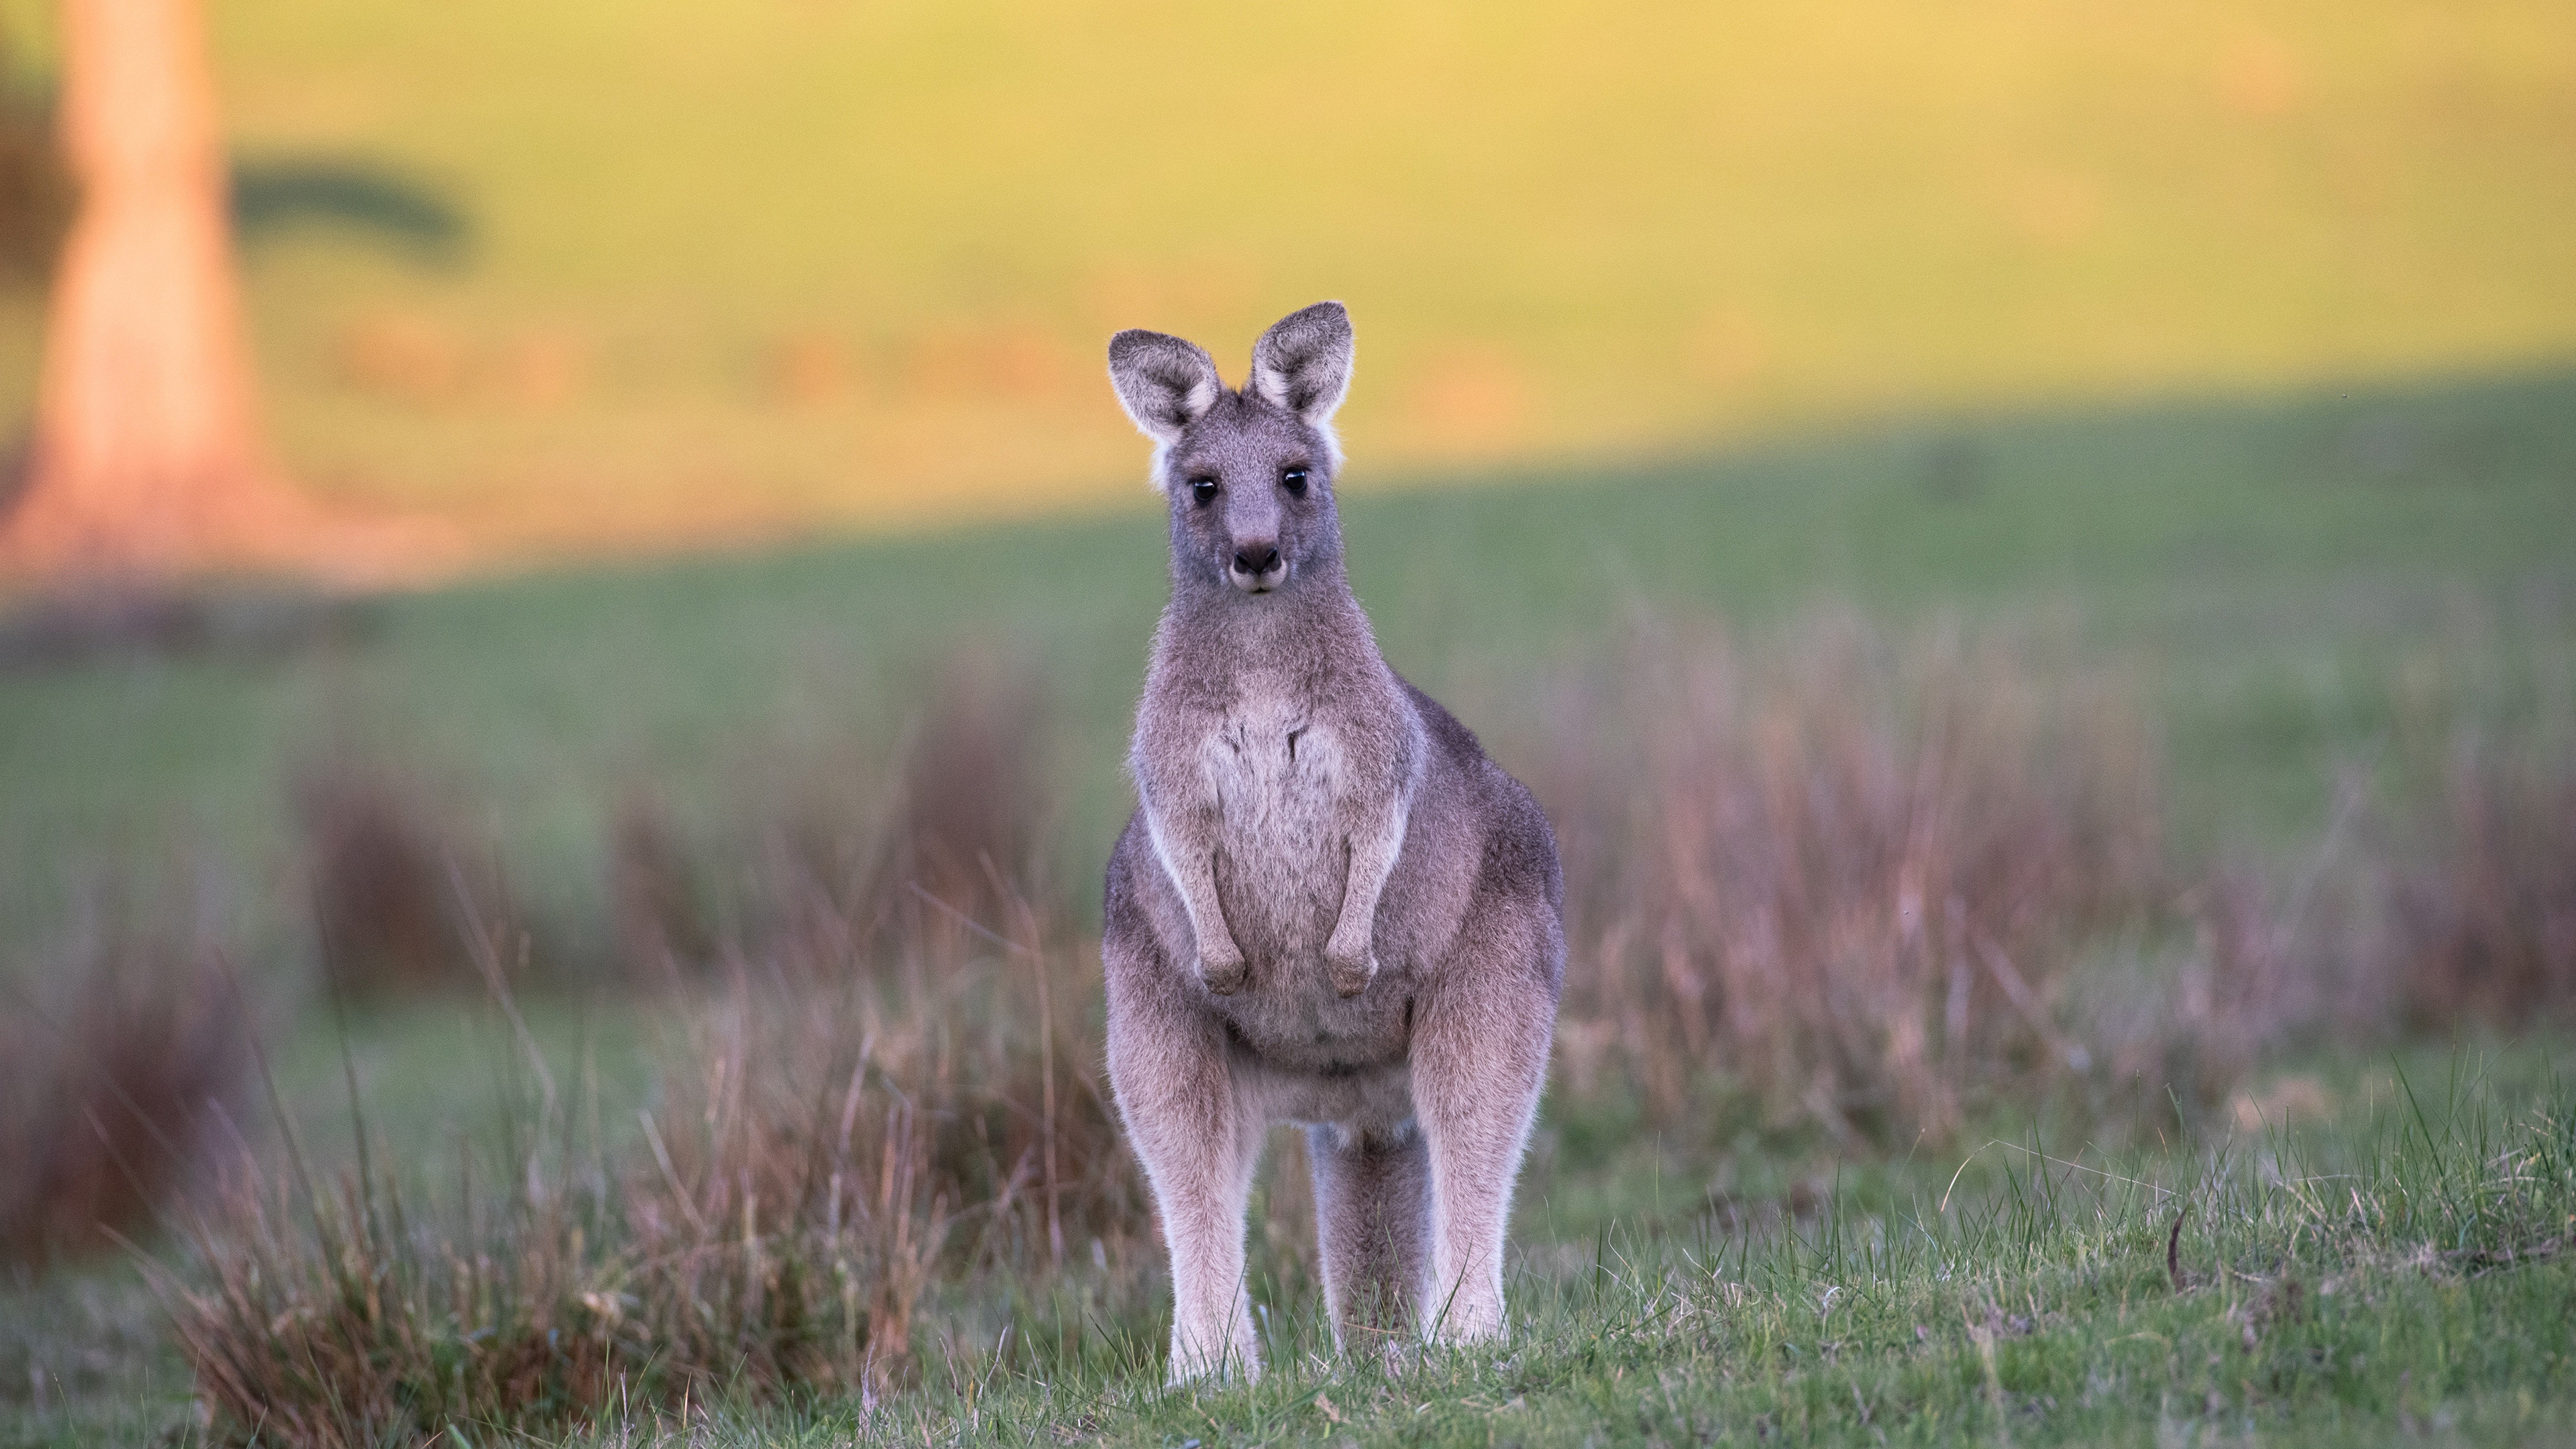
[230,154,471,267]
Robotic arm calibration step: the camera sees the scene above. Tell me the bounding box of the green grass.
[6,1022,2570,1449]
[549,1049,2575,1448]
[5,364,2573,960]
[5,4,2574,1435]
[1,366,2571,1447]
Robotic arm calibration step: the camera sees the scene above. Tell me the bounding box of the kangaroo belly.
[1201,694,1348,961]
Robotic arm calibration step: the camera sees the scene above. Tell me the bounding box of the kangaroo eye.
[1281,468,1309,497]
[1189,476,1218,506]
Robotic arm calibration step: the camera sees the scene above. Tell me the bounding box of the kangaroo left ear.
[1249,301,1354,426]
[1109,329,1224,446]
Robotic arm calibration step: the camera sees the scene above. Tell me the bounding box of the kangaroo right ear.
[1108,330,1223,447]
[1249,301,1354,425]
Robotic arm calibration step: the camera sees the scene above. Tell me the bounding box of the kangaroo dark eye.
[1189,476,1218,505]
[1281,468,1309,496]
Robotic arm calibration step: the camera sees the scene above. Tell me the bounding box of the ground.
[2,366,2574,1445]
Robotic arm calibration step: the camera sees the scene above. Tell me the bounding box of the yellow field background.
[1,0,2570,561]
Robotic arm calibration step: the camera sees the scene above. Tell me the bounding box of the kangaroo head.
[1108,302,1354,598]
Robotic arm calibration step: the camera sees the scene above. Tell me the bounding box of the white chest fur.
[1196,682,1351,951]
[1195,680,1339,851]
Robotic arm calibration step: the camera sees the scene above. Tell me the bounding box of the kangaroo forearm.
[1326,799,1407,957]
[1179,859,1239,963]
[1145,808,1242,963]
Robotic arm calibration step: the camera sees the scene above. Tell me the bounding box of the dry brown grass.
[607,789,715,986]
[144,617,2576,1444]
[892,650,1051,924]
[612,649,1052,986]
[2081,860,2351,1124]
[1531,616,2169,1142]
[173,1138,940,1444]
[2384,736,2576,1030]
[0,887,248,1272]
[294,759,485,996]
[672,890,1143,1277]
[165,892,1139,1447]
[165,653,1129,1446]
[1527,618,2576,1143]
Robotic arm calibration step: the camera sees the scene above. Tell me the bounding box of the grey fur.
[1102,302,1566,1381]
[1107,329,1224,447]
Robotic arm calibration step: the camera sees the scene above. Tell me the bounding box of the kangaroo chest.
[1197,684,1350,947]
[1195,683,1413,1089]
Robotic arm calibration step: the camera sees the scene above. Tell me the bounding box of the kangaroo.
[1101,302,1564,1382]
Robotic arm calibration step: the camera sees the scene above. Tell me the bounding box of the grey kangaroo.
[1101,302,1564,1381]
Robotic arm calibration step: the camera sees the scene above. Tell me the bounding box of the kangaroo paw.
[1326,951,1375,999]
[1199,952,1251,996]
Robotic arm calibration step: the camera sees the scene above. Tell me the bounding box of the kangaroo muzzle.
[1228,541,1286,592]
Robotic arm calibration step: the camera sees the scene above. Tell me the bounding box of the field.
[3,0,2574,1436]
[8,363,2575,944]
[5,0,2576,556]
[563,1050,2576,1448]
[3,362,2574,1444]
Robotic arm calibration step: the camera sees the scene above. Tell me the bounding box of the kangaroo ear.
[1249,301,1354,425]
[1108,330,1223,445]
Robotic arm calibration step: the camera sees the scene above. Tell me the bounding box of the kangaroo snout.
[1228,541,1285,592]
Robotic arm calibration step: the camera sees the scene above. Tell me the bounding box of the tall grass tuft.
[608,789,714,985]
[294,760,486,996]
[144,614,2576,1444]
[171,1126,945,1446]
[1,886,247,1271]
[621,649,1055,984]
[2385,736,2576,1030]
[661,884,1143,1283]
[2084,859,2355,1123]
[891,649,1051,927]
[1535,617,2167,1142]
[169,810,1136,1446]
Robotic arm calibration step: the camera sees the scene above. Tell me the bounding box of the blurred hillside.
[0,0,2570,562]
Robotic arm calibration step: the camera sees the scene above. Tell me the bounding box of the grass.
[557,1049,2571,1449]
[5,922,2568,1449]
[0,886,247,1272]
[0,366,2571,1443]
[5,364,2573,961]
[3,0,2574,552]
[3,625,2566,1445]
[29,1044,2557,1446]
[1538,614,2172,1140]
[990,1083,2567,1449]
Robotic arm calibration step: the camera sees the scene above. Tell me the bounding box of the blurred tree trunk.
[1,0,317,581]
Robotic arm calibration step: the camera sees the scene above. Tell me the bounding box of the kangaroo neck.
[1157,559,1377,679]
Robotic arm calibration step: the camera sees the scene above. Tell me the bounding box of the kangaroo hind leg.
[1411,895,1558,1345]
[1307,1120,1432,1367]
[1104,930,1267,1382]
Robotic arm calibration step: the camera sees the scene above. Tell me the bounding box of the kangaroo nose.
[1232,544,1281,576]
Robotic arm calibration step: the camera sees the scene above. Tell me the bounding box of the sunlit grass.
[3,0,2573,550]
[547,1049,2576,1448]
